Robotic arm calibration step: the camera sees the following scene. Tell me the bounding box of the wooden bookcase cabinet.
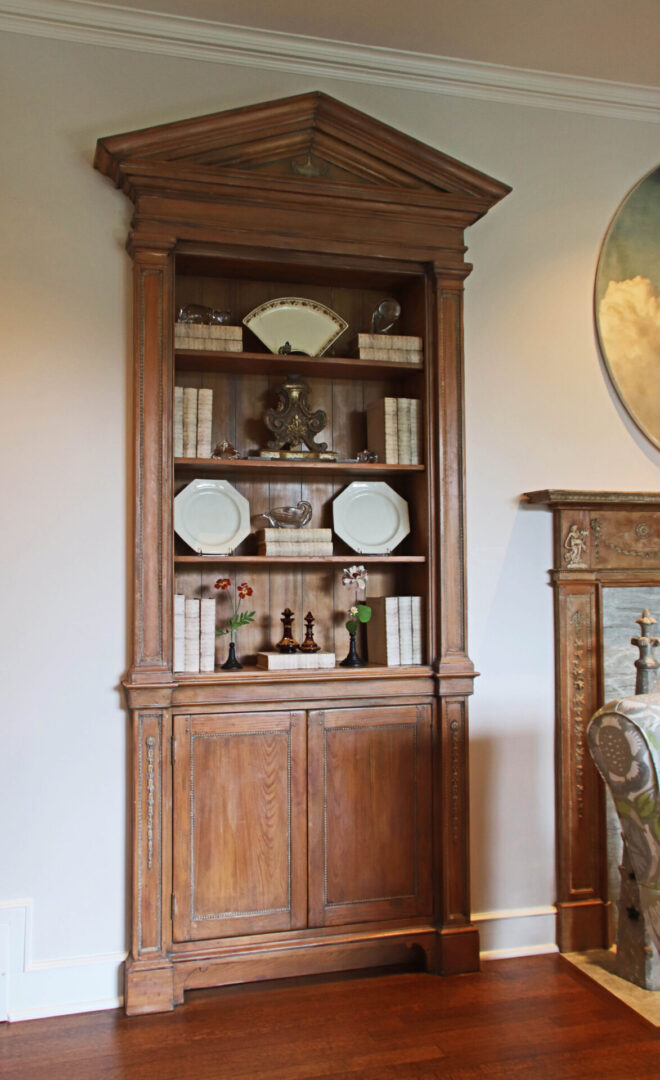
[94,92,510,1014]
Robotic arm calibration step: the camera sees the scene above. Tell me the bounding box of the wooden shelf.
[175,554,426,564]
[174,456,424,476]
[175,663,434,681]
[175,349,423,380]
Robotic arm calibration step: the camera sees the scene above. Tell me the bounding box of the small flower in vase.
[214,578,256,670]
[340,565,371,667]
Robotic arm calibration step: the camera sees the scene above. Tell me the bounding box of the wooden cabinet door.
[172,711,307,941]
[308,705,433,927]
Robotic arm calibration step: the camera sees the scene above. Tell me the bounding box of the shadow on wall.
[470,728,554,918]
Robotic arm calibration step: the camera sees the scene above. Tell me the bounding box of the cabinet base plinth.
[125,959,175,1015]
[434,925,480,975]
[171,929,435,1006]
[556,900,610,953]
[125,930,484,1014]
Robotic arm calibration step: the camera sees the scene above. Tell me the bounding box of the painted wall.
[0,27,658,1019]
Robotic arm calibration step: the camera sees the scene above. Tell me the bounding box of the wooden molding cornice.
[2,0,658,123]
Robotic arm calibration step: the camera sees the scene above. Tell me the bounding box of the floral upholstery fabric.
[587,693,660,956]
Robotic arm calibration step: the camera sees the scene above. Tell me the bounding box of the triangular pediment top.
[95,91,511,207]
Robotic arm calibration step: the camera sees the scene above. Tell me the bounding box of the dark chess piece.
[276,608,299,653]
[299,611,321,652]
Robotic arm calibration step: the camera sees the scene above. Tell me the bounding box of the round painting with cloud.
[595,165,660,450]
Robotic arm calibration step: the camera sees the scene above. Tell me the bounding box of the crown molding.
[1,0,659,123]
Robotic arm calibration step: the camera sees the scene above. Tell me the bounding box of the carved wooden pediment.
[95,91,509,212]
[95,92,510,263]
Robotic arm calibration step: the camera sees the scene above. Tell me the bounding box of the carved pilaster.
[433,696,479,973]
[430,270,473,677]
[130,240,175,678]
[435,696,471,924]
[134,711,166,958]
[555,584,607,949]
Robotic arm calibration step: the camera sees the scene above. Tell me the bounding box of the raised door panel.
[308,704,433,926]
[172,711,306,940]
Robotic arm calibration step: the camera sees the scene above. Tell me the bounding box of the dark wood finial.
[631,609,659,694]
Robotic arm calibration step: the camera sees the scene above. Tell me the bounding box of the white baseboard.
[0,900,125,1022]
[0,898,557,1020]
[474,905,558,959]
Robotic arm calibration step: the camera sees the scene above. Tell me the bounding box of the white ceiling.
[87,0,660,87]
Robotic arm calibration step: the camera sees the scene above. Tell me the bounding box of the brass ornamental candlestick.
[260,374,338,460]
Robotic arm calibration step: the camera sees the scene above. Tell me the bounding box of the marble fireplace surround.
[523,491,660,954]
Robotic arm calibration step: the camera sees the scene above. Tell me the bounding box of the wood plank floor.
[1,956,659,1079]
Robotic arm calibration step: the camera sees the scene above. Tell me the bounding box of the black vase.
[221,639,243,670]
[339,629,365,668]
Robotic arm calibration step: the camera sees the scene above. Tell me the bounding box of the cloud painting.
[595,166,660,449]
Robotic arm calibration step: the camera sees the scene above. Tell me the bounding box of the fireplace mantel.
[523,490,660,952]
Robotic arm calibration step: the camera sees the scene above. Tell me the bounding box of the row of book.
[174,386,213,459]
[173,591,423,672]
[174,595,216,672]
[356,333,423,364]
[256,528,333,556]
[174,323,243,352]
[256,651,336,669]
[366,397,422,465]
[367,595,423,666]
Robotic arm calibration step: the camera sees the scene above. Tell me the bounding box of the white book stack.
[182,387,198,458]
[200,597,216,672]
[175,595,218,673]
[366,398,421,465]
[368,595,423,666]
[366,397,398,464]
[176,387,215,458]
[411,595,422,665]
[398,595,413,665]
[409,399,421,465]
[183,597,200,673]
[174,386,184,458]
[256,527,333,556]
[257,651,336,670]
[174,593,185,671]
[174,323,243,352]
[196,388,213,458]
[357,333,423,364]
[367,596,400,666]
[396,399,412,466]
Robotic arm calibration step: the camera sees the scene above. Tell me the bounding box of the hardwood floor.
[1,956,658,1079]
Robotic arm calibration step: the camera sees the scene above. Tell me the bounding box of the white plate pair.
[174,479,410,555]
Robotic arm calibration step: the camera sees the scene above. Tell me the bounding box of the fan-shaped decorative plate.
[243,297,348,356]
[174,479,251,554]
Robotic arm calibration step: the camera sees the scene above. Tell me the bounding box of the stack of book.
[174,386,213,458]
[174,594,216,673]
[174,323,243,352]
[256,528,333,556]
[257,651,336,670]
[366,397,422,464]
[357,333,422,364]
[367,595,423,666]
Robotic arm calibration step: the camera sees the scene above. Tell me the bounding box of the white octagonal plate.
[332,481,410,554]
[174,478,251,554]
